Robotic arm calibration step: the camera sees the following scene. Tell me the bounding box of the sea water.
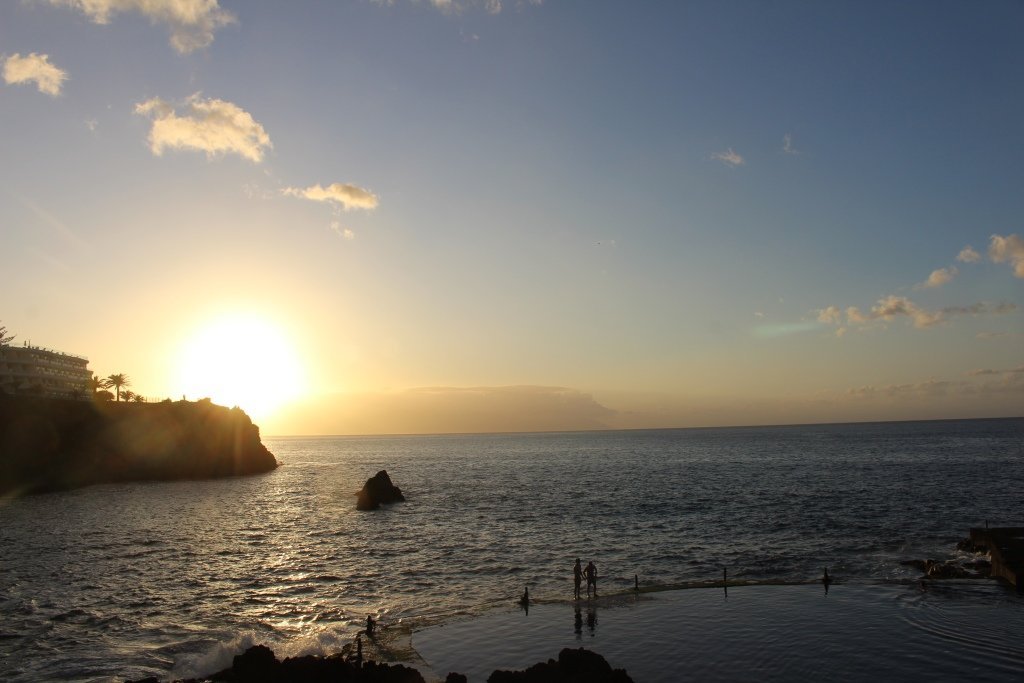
[0,418,1021,681]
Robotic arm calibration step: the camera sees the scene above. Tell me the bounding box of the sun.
[176,312,307,421]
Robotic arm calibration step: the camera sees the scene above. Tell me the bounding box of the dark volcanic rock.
[204,645,426,682]
[356,469,406,511]
[487,647,634,683]
[0,397,277,496]
[127,645,633,683]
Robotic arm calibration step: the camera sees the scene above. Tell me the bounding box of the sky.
[1,0,1022,435]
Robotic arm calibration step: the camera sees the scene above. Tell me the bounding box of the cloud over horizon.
[822,295,1015,331]
[284,183,380,211]
[43,0,234,53]
[134,94,271,162]
[2,53,67,96]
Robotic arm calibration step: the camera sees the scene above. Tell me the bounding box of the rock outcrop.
[488,647,634,683]
[127,646,632,683]
[0,397,277,496]
[356,470,406,511]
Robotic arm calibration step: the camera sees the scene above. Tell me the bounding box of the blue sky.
[2,1,1022,433]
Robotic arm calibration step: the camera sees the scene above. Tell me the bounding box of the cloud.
[822,296,1014,331]
[846,379,960,400]
[712,148,744,167]
[816,306,842,325]
[2,53,67,96]
[284,183,379,211]
[373,0,540,13]
[915,266,958,289]
[989,233,1024,278]
[782,133,799,155]
[134,94,271,162]
[44,0,234,53]
[976,331,1023,341]
[956,245,981,263]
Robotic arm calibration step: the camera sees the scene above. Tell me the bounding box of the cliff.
[0,397,278,496]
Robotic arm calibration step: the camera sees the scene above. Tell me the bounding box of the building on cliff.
[0,343,92,400]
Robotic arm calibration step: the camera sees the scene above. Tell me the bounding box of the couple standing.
[573,558,598,599]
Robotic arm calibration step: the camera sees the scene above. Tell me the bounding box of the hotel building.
[0,343,93,400]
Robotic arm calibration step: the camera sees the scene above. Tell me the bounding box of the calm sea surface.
[1,418,1022,681]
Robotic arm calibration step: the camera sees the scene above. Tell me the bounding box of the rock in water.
[487,648,634,683]
[356,469,406,511]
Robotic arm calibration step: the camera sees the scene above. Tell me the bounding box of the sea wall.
[0,397,278,496]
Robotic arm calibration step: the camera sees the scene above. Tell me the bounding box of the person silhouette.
[366,614,375,637]
[585,561,598,598]
[573,558,583,600]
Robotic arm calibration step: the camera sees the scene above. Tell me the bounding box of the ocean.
[1,418,1022,681]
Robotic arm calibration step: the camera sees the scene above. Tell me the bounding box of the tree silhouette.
[131,394,147,403]
[120,389,136,403]
[0,323,14,346]
[106,373,131,402]
[90,374,112,394]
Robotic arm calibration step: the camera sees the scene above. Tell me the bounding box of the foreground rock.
[356,469,406,511]
[0,397,277,496]
[127,645,632,683]
[488,648,634,683]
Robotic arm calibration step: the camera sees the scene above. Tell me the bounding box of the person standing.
[573,558,583,600]
[585,561,598,598]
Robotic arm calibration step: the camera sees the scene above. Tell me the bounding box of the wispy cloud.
[915,266,957,290]
[284,183,379,211]
[816,306,842,325]
[825,295,1014,331]
[2,52,67,96]
[712,148,744,167]
[989,233,1024,278]
[782,133,799,155]
[956,245,980,263]
[373,0,539,14]
[43,0,234,53]
[134,94,272,162]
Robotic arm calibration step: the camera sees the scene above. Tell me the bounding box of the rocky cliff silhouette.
[0,397,278,496]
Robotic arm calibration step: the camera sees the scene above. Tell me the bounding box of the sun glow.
[176,313,307,421]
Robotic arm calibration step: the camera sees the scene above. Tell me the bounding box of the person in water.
[366,614,375,636]
[585,561,598,598]
[573,558,583,600]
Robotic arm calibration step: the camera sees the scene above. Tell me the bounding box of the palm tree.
[90,374,112,394]
[120,389,136,403]
[0,323,14,346]
[132,394,146,403]
[106,373,130,402]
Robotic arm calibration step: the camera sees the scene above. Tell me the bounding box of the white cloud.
[782,133,799,155]
[2,52,67,96]
[915,266,957,289]
[956,245,980,263]
[989,233,1024,278]
[44,0,234,53]
[712,148,744,167]
[134,94,271,162]
[284,183,379,211]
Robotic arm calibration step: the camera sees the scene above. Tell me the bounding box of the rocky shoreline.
[0,396,277,496]
[126,644,633,683]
